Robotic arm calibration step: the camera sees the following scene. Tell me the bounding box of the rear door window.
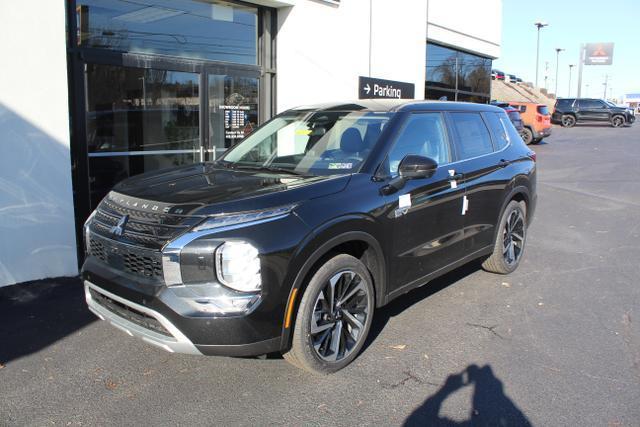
[449,113,494,160]
[578,99,606,109]
[483,112,510,150]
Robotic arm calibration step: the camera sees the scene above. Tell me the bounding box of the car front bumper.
[82,256,283,357]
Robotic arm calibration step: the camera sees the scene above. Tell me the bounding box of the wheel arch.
[279,224,387,352]
[491,184,532,246]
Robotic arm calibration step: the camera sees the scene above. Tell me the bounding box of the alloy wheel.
[503,209,525,266]
[562,116,575,127]
[612,116,624,127]
[310,270,370,362]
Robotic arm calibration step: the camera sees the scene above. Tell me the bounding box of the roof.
[289,100,502,113]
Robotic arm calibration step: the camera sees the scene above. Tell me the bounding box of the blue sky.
[492,0,640,100]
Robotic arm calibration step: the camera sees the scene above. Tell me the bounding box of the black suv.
[552,98,636,128]
[82,101,537,374]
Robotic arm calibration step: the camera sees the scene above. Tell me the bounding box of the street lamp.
[568,64,575,97]
[554,48,564,97]
[534,21,548,88]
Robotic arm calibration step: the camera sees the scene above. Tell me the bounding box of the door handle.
[498,159,510,168]
[449,173,463,180]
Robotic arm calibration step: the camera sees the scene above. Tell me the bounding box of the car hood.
[112,163,350,216]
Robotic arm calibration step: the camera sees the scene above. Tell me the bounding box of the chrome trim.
[84,281,201,355]
[161,213,289,287]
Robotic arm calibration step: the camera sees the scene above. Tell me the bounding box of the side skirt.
[385,245,493,304]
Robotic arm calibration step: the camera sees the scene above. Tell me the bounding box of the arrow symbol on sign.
[364,84,371,94]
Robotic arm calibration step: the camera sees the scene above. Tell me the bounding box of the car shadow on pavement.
[404,364,532,426]
[0,277,95,365]
[363,260,483,353]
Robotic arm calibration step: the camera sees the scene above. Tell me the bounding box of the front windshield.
[218,110,393,176]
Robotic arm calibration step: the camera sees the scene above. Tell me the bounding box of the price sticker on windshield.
[328,163,353,169]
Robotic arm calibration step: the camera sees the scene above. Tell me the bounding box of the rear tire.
[482,200,527,274]
[283,254,375,374]
[561,115,576,128]
[521,128,534,145]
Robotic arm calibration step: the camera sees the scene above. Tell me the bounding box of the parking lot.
[1,123,640,426]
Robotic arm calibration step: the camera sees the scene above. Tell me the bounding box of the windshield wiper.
[233,165,308,176]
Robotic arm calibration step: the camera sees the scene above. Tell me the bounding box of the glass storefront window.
[76,0,258,65]
[426,42,491,103]
[85,64,201,207]
[209,74,259,158]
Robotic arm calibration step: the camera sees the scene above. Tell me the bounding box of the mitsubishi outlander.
[82,100,537,374]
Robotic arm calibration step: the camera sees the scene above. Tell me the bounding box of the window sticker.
[328,163,353,169]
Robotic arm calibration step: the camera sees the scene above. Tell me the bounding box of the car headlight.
[84,210,97,254]
[192,204,296,232]
[215,241,261,292]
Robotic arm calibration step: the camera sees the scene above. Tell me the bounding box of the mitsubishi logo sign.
[110,215,129,237]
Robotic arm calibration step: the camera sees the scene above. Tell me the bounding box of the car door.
[446,111,512,255]
[383,112,466,294]
[577,99,609,122]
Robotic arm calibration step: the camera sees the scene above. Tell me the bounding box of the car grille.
[88,233,163,279]
[88,288,172,337]
[92,197,194,250]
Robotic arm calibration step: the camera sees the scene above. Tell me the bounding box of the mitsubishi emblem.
[110,215,129,237]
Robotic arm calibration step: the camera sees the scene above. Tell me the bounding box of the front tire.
[482,200,527,274]
[284,254,375,374]
[611,115,625,127]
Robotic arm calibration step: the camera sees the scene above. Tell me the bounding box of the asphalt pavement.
[1,122,639,426]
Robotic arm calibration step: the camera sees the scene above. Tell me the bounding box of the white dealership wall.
[276,0,429,112]
[426,0,502,59]
[275,0,502,112]
[0,1,78,286]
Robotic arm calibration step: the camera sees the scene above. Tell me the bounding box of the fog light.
[215,241,261,292]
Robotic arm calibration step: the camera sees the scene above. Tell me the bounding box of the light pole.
[554,48,564,97]
[568,64,575,97]
[534,22,548,88]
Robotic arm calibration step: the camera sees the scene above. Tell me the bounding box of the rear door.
[385,112,466,293]
[577,99,609,121]
[446,112,512,255]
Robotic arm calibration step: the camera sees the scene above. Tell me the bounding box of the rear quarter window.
[483,112,510,150]
[449,113,494,159]
[556,99,574,109]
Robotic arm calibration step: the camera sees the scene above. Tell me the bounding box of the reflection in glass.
[76,0,258,65]
[85,64,200,207]
[426,43,491,103]
[209,75,258,158]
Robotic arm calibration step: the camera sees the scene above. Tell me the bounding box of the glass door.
[85,64,202,208]
[207,73,259,159]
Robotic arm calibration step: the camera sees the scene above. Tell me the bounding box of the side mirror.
[399,155,438,179]
[380,155,438,195]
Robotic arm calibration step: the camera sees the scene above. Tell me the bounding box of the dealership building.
[0,0,502,287]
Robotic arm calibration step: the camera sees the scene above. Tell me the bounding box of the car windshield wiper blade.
[234,165,307,176]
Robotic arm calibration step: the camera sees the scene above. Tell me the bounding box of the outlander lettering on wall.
[82,100,536,374]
